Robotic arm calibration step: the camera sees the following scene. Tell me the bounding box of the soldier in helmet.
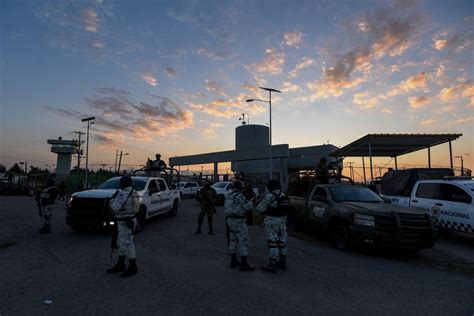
[38,178,58,234]
[195,181,217,235]
[154,154,167,170]
[256,179,290,273]
[224,180,256,271]
[107,175,140,278]
[315,157,330,184]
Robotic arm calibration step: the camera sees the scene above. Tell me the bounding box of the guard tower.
[47,137,81,180]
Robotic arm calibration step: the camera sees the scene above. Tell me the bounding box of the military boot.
[39,224,51,234]
[262,258,278,273]
[239,256,255,272]
[276,255,287,270]
[107,256,126,273]
[121,259,138,278]
[230,254,240,268]
[195,217,203,234]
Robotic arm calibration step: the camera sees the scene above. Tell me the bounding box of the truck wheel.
[135,206,147,233]
[168,199,179,217]
[332,222,351,250]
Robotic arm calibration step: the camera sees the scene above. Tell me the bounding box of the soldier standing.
[224,180,256,271]
[195,181,217,235]
[315,157,330,184]
[256,180,290,273]
[38,178,58,234]
[107,175,140,278]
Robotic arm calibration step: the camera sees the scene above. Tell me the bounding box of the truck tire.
[332,221,352,250]
[136,206,147,233]
[168,199,179,217]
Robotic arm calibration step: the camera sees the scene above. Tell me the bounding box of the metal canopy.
[330,134,462,158]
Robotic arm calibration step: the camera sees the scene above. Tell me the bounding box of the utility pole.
[81,116,95,189]
[114,149,119,173]
[72,131,85,174]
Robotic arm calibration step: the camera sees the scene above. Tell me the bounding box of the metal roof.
[330,133,462,157]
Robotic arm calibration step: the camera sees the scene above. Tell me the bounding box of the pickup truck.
[384,178,474,235]
[179,181,200,198]
[66,176,180,231]
[288,183,436,252]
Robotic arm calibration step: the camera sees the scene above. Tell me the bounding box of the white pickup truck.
[384,178,474,235]
[179,181,200,198]
[66,176,180,231]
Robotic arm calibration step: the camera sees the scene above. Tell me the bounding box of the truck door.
[411,182,440,214]
[435,183,473,233]
[190,182,198,196]
[147,179,161,216]
[306,186,330,226]
[157,179,172,211]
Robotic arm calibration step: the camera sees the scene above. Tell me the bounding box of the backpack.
[265,192,290,216]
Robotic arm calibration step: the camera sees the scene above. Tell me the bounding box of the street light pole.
[246,87,282,180]
[82,116,95,189]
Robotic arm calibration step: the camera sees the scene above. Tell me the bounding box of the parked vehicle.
[383,176,474,235]
[211,181,259,205]
[179,181,200,198]
[66,176,180,231]
[288,178,436,252]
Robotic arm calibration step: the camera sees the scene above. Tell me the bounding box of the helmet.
[46,178,55,187]
[267,179,281,192]
[232,180,244,191]
[119,175,133,189]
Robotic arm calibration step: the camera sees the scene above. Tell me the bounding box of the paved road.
[1,196,473,315]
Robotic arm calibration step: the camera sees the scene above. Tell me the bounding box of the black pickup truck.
[288,182,436,252]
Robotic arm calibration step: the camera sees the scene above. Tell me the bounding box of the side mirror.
[148,187,159,195]
[313,195,327,203]
[382,197,392,204]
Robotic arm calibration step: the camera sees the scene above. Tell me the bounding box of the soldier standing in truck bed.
[315,157,330,184]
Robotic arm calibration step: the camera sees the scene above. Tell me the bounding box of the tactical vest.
[265,193,290,217]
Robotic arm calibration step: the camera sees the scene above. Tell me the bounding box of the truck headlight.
[67,196,74,207]
[353,213,375,227]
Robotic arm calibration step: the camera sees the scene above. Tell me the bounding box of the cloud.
[409,95,430,109]
[90,41,105,49]
[288,57,315,79]
[201,122,224,139]
[283,31,303,47]
[421,118,437,125]
[189,93,266,119]
[246,48,285,75]
[281,82,302,93]
[204,80,228,97]
[454,116,474,124]
[83,8,100,33]
[142,73,158,86]
[381,108,393,114]
[439,81,474,102]
[165,67,176,77]
[387,72,428,97]
[353,92,378,109]
[433,31,474,53]
[196,48,235,60]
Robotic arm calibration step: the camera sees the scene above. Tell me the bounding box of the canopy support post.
[369,142,373,183]
[428,147,431,168]
[362,156,366,184]
[394,156,398,170]
[449,140,453,171]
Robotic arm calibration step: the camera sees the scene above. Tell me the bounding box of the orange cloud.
[142,73,158,86]
[283,31,303,47]
[288,57,315,78]
[246,48,285,75]
[190,93,266,118]
[455,116,474,124]
[353,92,378,109]
[281,82,302,93]
[440,81,473,102]
[387,72,428,97]
[409,95,430,109]
[83,9,100,33]
[421,118,437,125]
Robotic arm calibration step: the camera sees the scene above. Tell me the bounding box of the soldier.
[38,178,58,234]
[315,157,330,184]
[256,179,290,273]
[195,181,217,235]
[224,180,256,271]
[107,175,140,278]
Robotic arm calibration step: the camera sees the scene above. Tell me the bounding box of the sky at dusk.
[1,0,473,176]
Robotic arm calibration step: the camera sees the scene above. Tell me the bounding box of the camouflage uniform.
[256,190,289,261]
[109,187,139,259]
[39,185,58,233]
[195,187,217,234]
[225,191,254,256]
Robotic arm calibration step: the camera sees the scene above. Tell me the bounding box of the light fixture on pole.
[246,86,282,180]
[454,155,464,176]
[117,151,129,174]
[82,116,95,189]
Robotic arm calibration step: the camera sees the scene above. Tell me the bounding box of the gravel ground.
[0,196,473,315]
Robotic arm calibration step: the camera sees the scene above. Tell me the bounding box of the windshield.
[98,178,147,191]
[212,182,228,189]
[329,186,383,203]
[463,183,474,192]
